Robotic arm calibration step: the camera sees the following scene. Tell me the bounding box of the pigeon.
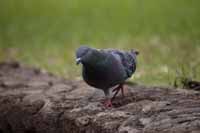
[76,45,139,107]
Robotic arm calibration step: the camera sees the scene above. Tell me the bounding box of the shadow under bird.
[76,46,139,107]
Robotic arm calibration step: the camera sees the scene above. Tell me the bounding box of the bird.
[76,45,139,107]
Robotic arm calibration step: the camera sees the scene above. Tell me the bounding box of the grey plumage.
[76,45,139,104]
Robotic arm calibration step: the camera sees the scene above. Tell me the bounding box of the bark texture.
[0,62,200,133]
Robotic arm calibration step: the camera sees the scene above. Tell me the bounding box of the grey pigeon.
[76,45,139,107]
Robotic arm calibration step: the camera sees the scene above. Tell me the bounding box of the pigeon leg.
[112,84,124,100]
[121,84,125,97]
[112,87,120,100]
[103,89,113,108]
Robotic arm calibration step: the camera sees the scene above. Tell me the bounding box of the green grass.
[0,0,200,86]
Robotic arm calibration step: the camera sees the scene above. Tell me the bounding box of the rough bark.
[0,62,200,133]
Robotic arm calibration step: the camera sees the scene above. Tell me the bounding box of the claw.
[102,84,125,108]
[103,99,112,108]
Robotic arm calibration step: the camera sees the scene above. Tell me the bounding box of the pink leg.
[121,85,125,97]
[112,84,124,100]
[103,99,112,108]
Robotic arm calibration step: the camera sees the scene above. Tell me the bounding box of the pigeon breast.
[82,49,127,90]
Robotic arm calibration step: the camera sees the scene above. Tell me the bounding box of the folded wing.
[102,49,137,79]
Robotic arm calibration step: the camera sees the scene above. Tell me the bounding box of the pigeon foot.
[103,99,112,108]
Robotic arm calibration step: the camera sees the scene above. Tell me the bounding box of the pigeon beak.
[76,58,82,65]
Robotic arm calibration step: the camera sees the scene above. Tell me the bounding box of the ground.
[0,62,200,133]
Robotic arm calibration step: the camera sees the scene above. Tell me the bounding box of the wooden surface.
[0,62,200,133]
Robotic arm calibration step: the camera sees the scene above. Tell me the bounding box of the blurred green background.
[0,0,200,86]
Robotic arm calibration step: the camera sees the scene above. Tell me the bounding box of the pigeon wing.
[102,49,137,78]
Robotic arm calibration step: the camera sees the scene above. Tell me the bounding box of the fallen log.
[0,62,200,133]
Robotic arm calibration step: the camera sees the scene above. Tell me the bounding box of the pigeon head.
[76,46,105,66]
[76,46,91,65]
